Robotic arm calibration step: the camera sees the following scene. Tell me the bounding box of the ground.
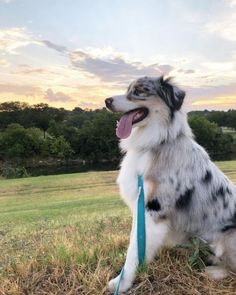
[0,161,236,294]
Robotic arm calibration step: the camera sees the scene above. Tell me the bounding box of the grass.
[0,161,236,294]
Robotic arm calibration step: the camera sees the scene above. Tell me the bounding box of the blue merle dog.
[105,76,236,293]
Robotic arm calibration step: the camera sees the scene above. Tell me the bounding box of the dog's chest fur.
[117,136,236,243]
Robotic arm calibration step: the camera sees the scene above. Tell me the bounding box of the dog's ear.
[156,76,185,113]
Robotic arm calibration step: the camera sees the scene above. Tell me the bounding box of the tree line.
[0,102,235,170]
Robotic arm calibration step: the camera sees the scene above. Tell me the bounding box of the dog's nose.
[105,97,113,108]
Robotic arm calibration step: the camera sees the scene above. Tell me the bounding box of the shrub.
[1,165,30,179]
[41,136,74,159]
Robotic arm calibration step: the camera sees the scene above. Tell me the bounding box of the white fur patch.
[205,266,228,280]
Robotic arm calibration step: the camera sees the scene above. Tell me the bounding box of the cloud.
[206,2,236,41]
[206,20,236,42]
[44,88,75,102]
[187,82,236,98]
[12,64,56,75]
[227,0,236,7]
[0,27,39,54]
[79,101,103,109]
[177,68,195,74]
[0,0,14,3]
[0,58,10,67]
[184,69,195,74]
[0,27,67,56]
[184,82,236,110]
[69,49,174,82]
[0,83,42,96]
[192,96,236,107]
[19,68,51,75]
[40,40,67,53]
[0,28,174,86]
[201,61,235,71]
[0,24,234,111]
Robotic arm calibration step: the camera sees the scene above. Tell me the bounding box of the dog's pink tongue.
[116,112,136,139]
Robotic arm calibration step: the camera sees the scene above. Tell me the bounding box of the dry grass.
[0,161,236,294]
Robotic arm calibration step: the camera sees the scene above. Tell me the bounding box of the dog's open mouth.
[116,107,149,139]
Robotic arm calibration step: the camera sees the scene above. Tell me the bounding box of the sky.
[0,0,236,111]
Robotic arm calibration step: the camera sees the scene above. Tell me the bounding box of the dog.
[105,76,236,293]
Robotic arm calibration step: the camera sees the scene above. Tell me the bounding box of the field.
[0,161,236,294]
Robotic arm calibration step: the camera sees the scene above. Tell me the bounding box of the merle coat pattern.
[105,76,236,293]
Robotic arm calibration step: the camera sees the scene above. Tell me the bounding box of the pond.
[27,161,120,176]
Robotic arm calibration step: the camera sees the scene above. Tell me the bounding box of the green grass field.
[0,161,236,294]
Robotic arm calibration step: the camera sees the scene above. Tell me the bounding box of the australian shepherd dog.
[105,76,236,293]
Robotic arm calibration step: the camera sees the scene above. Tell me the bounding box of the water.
[27,161,120,176]
[16,152,236,177]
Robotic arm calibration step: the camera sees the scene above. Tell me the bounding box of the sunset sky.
[0,0,236,111]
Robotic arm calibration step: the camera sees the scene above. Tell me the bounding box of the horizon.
[0,0,236,111]
[1,99,236,114]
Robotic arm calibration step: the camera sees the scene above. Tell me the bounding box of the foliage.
[188,115,236,158]
[0,123,73,162]
[42,136,74,159]
[0,101,235,166]
[178,237,213,271]
[0,101,67,132]
[75,110,120,161]
[0,124,44,159]
[189,109,236,129]
[1,164,29,179]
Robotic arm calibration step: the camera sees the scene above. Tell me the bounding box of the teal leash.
[114,175,146,295]
[137,175,146,264]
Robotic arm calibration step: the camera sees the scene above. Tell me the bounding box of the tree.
[189,115,235,158]
[0,101,235,164]
[0,102,29,130]
[189,110,236,130]
[42,136,73,159]
[76,110,120,161]
[0,101,29,112]
[0,102,67,134]
[0,124,44,159]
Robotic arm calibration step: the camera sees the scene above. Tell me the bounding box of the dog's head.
[105,76,185,139]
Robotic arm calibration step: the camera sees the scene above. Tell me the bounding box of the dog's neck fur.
[120,110,193,153]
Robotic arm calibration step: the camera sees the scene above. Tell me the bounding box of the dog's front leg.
[108,214,137,293]
[108,212,170,293]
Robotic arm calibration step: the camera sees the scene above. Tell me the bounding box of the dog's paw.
[205,266,228,280]
[108,275,132,293]
[206,254,221,266]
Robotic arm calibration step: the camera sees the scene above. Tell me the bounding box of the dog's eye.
[133,86,151,96]
[133,89,140,96]
[143,87,150,92]
[133,88,145,96]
